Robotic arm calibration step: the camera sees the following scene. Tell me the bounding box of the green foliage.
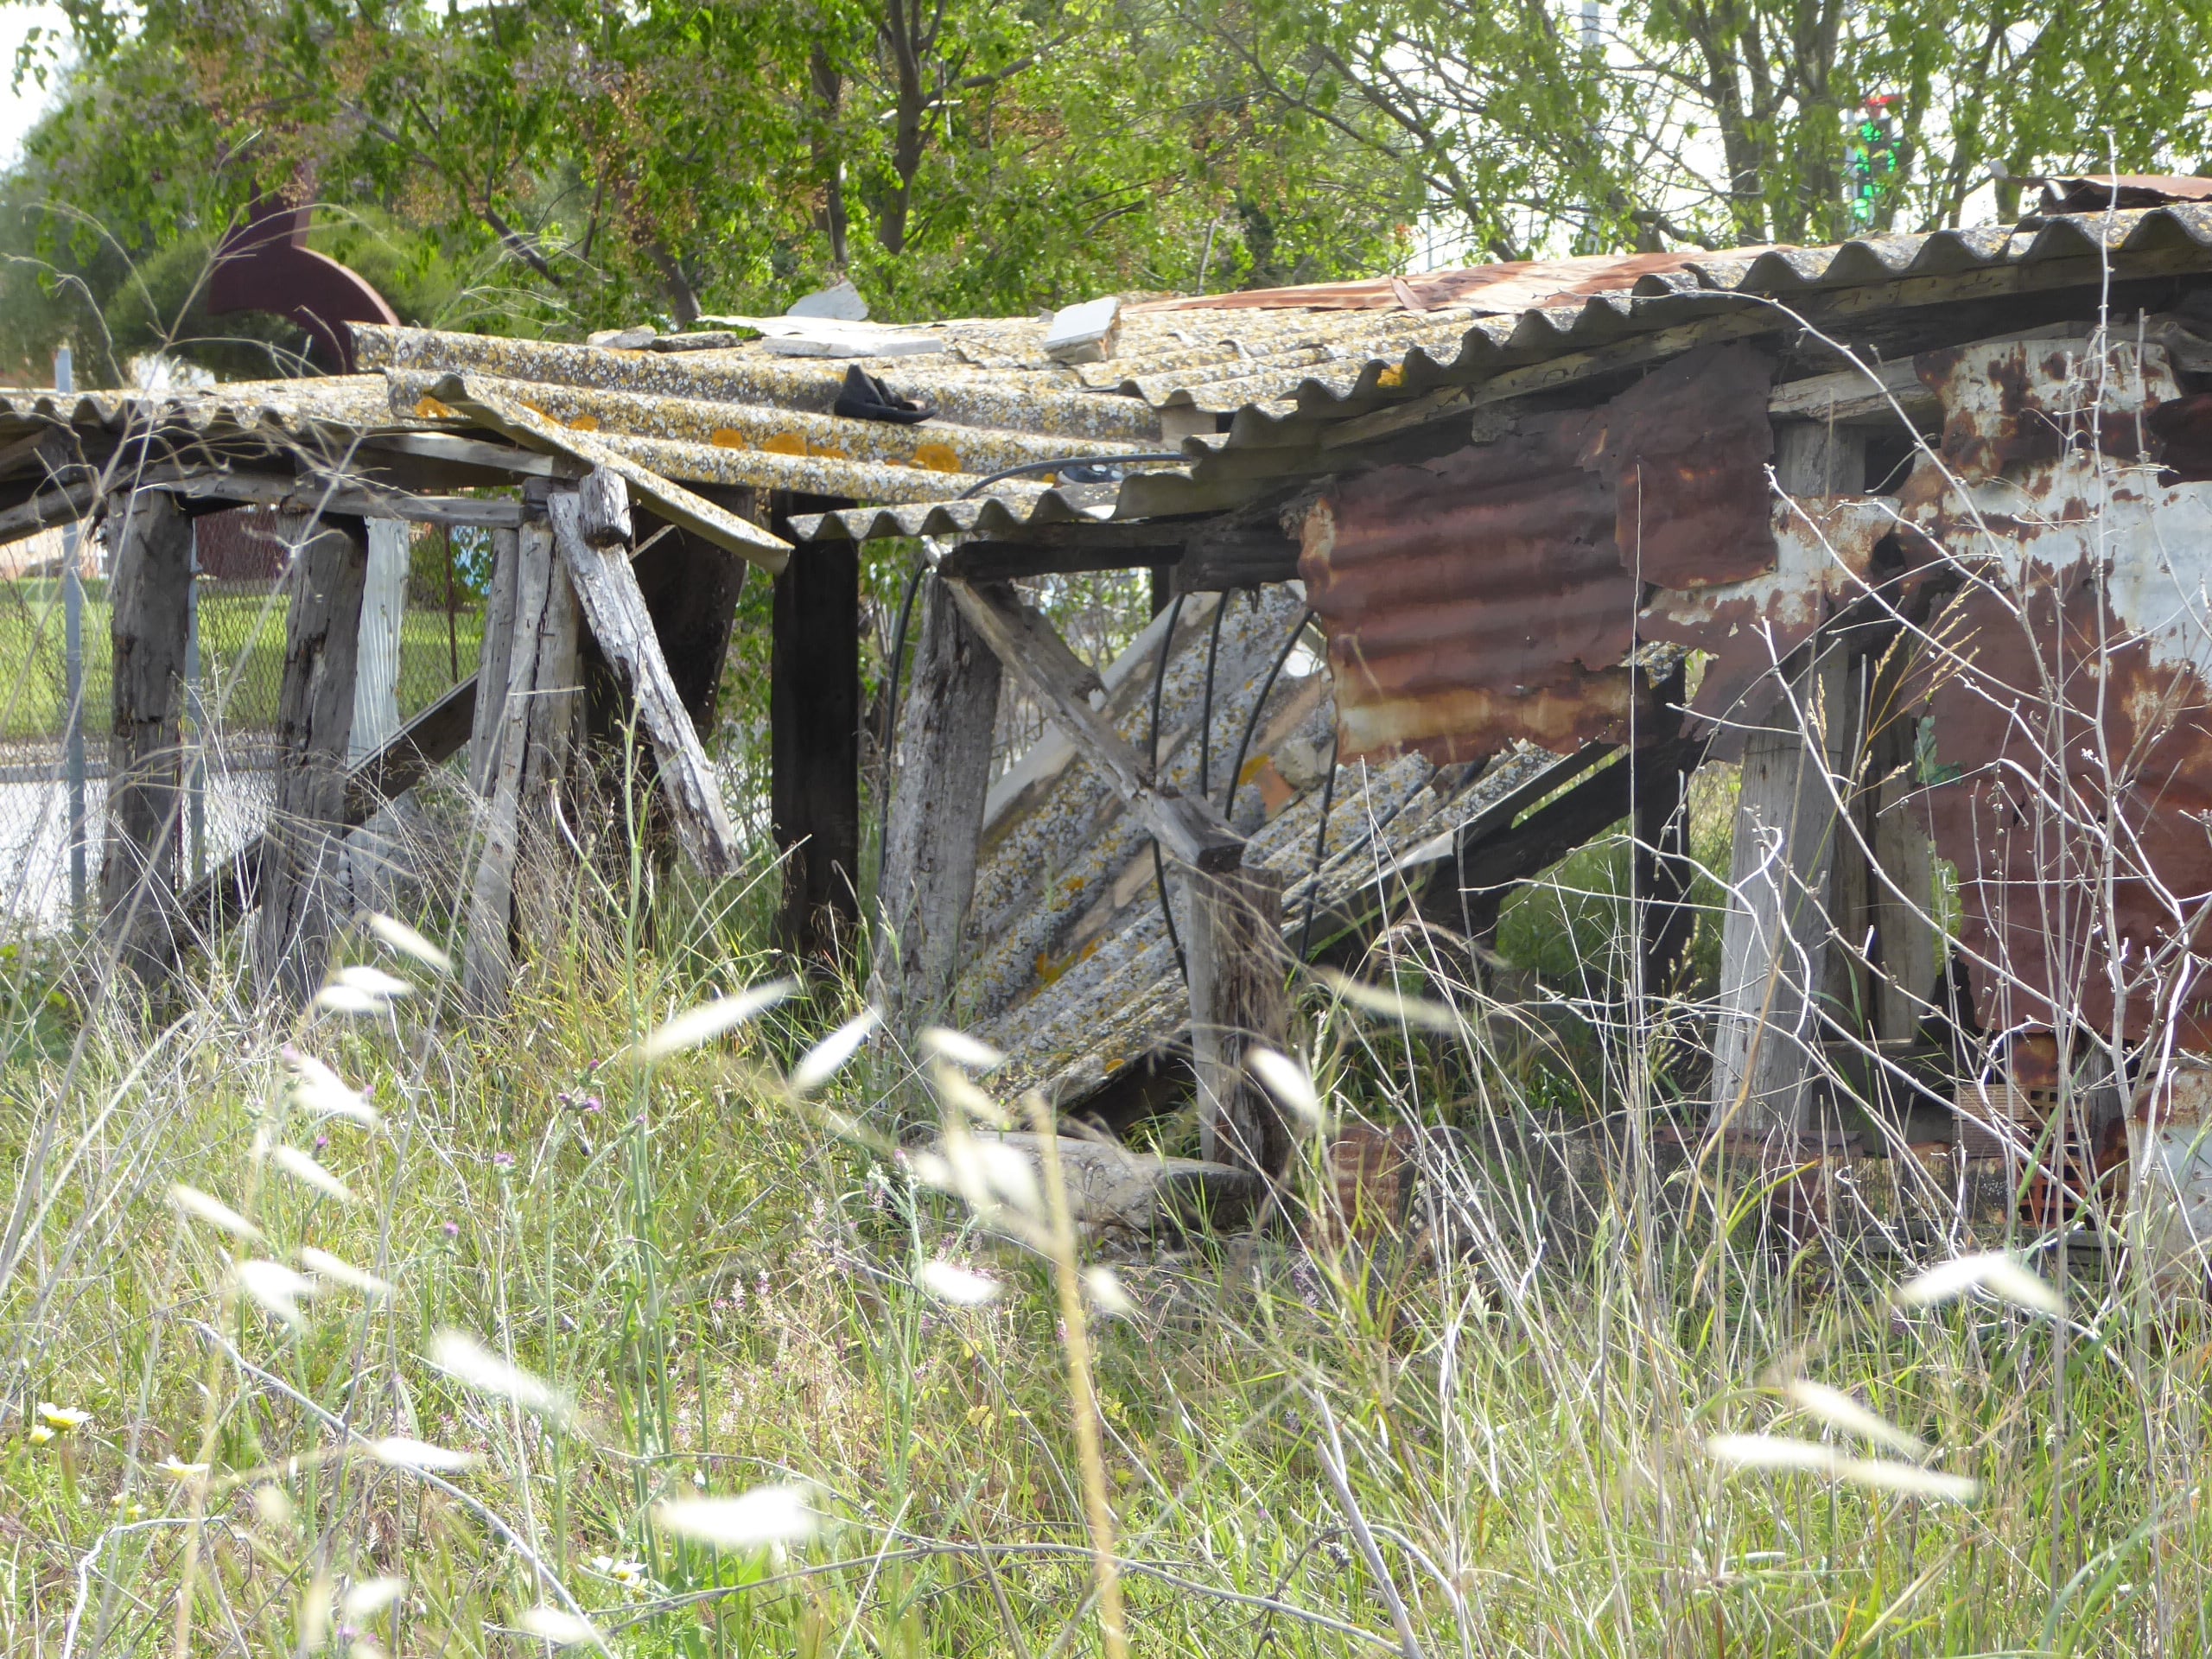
[1212,0,2212,256]
[0,0,1418,375]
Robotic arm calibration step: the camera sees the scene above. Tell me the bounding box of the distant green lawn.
[0,579,482,744]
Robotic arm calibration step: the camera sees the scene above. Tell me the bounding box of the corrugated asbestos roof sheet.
[5,202,2212,539]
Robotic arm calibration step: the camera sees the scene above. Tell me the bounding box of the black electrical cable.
[1297,728,1341,962]
[1148,594,1189,983]
[1196,599,1226,799]
[1219,607,1316,818]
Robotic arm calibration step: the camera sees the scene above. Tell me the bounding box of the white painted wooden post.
[350,518,409,761]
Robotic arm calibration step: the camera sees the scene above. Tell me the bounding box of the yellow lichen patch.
[1033,938,1101,987]
[1376,365,1405,389]
[810,441,848,460]
[568,414,601,432]
[764,432,809,456]
[709,429,749,449]
[911,441,963,474]
[412,396,457,420]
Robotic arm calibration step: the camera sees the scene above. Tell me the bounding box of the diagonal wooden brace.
[942,576,1245,873]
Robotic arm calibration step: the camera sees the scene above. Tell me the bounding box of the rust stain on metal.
[1304,345,1774,765]
[1129,249,1784,316]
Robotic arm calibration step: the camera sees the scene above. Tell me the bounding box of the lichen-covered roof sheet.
[5,202,2212,537]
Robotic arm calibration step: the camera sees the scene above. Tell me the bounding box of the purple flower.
[493,1152,514,1168]
[582,1096,602,1115]
[442,1220,460,1238]
[314,1135,328,1151]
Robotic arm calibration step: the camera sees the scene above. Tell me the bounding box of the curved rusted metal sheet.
[209,198,399,374]
[1299,344,1776,765]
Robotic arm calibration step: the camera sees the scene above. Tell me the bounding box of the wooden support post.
[628,508,746,729]
[463,509,582,1011]
[98,488,194,985]
[868,572,1002,1035]
[548,481,741,876]
[255,518,369,1002]
[771,505,861,962]
[1870,698,1938,1046]
[1709,422,1866,1136]
[1635,743,1699,996]
[467,526,519,791]
[1188,865,1293,1181]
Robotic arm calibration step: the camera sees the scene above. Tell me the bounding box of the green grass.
[0,580,482,743]
[1,780,2208,1656]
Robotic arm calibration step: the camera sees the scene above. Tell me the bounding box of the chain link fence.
[0,508,486,932]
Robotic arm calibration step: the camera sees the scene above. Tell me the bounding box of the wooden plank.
[0,478,99,548]
[463,516,582,1010]
[1187,863,1292,1180]
[868,571,1002,1033]
[427,372,792,573]
[467,528,520,791]
[575,465,632,548]
[627,507,747,728]
[771,507,861,959]
[361,431,575,479]
[548,486,740,878]
[156,470,528,528]
[1171,519,1303,593]
[253,518,370,1002]
[1768,357,1932,424]
[97,488,195,986]
[938,541,1183,582]
[944,577,1246,872]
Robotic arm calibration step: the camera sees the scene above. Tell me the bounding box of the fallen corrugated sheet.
[950,580,1577,1103]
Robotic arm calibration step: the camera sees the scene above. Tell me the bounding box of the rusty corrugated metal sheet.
[1300,344,1776,764]
[1127,249,1784,315]
[2038,176,2212,213]
[1880,334,2212,1047]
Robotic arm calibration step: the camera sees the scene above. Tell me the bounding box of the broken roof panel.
[7,202,2212,551]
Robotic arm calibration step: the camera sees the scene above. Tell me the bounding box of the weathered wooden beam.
[575,466,632,549]
[548,480,740,878]
[938,540,1183,582]
[97,488,195,986]
[944,577,1245,872]
[361,431,577,480]
[1171,519,1303,593]
[868,571,1002,1034]
[627,508,747,728]
[771,497,862,961]
[1768,357,1934,425]
[1709,423,1866,1135]
[468,528,521,791]
[156,469,527,529]
[463,512,582,1011]
[1187,863,1293,1181]
[428,372,792,572]
[254,518,370,1002]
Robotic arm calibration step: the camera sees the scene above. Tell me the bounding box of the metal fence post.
[57,346,87,918]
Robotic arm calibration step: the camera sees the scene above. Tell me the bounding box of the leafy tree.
[1202,0,2212,257]
[0,0,1419,378]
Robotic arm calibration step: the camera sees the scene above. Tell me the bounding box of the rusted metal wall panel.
[1301,345,1776,765]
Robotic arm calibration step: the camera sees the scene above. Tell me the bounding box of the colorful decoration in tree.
[1847,94,1904,228]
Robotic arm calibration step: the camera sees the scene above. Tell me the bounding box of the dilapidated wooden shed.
[15,176,2212,1242]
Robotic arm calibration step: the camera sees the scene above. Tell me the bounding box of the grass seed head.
[428,1329,572,1422]
[298,1247,393,1299]
[1245,1046,1322,1132]
[917,1259,1002,1305]
[235,1259,318,1328]
[920,1027,1005,1071]
[515,1606,602,1648]
[269,1145,355,1204]
[631,980,795,1062]
[789,1007,880,1095]
[654,1483,823,1549]
[365,1436,478,1472]
[368,912,454,974]
[168,1183,261,1241]
[1894,1250,2064,1316]
[1784,1378,1929,1459]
